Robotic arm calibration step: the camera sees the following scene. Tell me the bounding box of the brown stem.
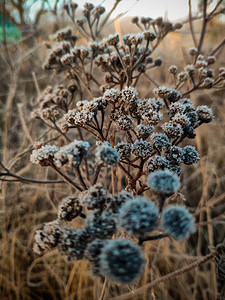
[51,164,83,191]
[109,252,215,300]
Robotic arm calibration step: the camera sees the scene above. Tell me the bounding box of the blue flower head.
[147,169,180,195]
[161,206,195,240]
[99,239,146,283]
[119,197,159,237]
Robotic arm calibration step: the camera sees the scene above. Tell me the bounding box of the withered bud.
[104,75,113,83]
[131,16,139,24]
[61,123,69,133]
[155,17,163,25]
[70,3,78,10]
[76,19,84,27]
[143,31,156,41]
[146,57,153,64]
[84,2,94,11]
[96,6,105,15]
[206,56,216,65]
[154,57,162,66]
[63,4,69,14]
[33,141,43,150]
[189,47,198,56]
[169,65,178,75]
[68,84,77,93]
[174,23,183,30]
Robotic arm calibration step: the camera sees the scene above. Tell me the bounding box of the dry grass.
[0,5,225,300]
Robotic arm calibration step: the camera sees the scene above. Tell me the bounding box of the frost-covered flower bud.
[151,133,171,151]
[145,155,169,172]
[132,139,152,158]
[147,169,180,195]
[96,142,119,165]
[196,105,214,123]
[84,239,105,276]
[58,227,89,260]
[99,239,146,283]
[57,196,84,221]
[81,183,107,210]
[136,124,154,140]
[106,190,135,214]
[162,122,183,138]
[103,88,121,103]
[115,142,132,160]
[182,146,199,165]
[30,145,58,166]
[117,115,133,131]
[169,65,178,75]
[119,197,159,237]
[189,47,198,56]
[105,33,120,46]
[33,220,61,255]
[165,146,183,163]
[161,206,194,240]
[85,210,117,239]
[143,30,156,41]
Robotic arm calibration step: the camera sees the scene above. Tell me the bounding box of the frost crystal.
[161,206,194,240]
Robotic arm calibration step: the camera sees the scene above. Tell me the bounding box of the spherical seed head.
[161,206,194,240]
[147,169,180,195]
[96,142,119,165]
[136,124,154,140]
[145,155,169,172]
[151,133,171,150]
[182,145,199,165]
[132,139,152,158]
[99,239,146,283]
[58,227,89,260]
[30,145,58,166]
[117,115,134,131]
[57,196,83,221]
[119,197,159,237]
[106,190,135,214]
[85,210,117,239]
[33,220,61,255]
[115,142,132,160]
[81,183,107,210]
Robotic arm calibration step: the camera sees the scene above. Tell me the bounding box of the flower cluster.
[29,1,225,287]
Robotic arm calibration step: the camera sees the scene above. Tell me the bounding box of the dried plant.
[1,1,225,299]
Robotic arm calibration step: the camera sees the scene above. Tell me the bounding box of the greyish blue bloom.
[96,141,119,165]
[99,239,146,283]
[147,169,180,195]
[118,197,159,237]
[161,206,195,240]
